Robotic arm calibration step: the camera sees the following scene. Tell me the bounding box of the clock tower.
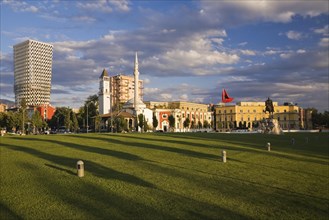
[98,69,111,115]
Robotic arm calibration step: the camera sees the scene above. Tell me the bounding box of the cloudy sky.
[1,0,328,111]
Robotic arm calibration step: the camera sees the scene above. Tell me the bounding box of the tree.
[183,118,190,129]
[84,95,99,131]
[6,111,20,132]
[168,115,175,132]
[198,121,202,129]
[203,120,209,129]
[20,98,27,134]
[0,112,6,129]
[64,109,71,131]
[94,114,101,133]
[71,111,79,133]
[138,114,144,132]
[191,120,195,129]
[143,120,149,132]
[311,109,329,128]
[31,110,43,133]
[152,114,158,131]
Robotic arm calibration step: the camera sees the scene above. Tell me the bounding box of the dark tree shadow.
[2,143,154,188]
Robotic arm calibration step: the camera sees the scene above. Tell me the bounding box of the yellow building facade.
[215,102,302,131]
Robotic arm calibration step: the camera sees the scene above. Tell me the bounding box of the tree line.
[1,97,327,134]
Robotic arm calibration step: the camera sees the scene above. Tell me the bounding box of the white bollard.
[222,150,227,163]
[77,160,84,177]
[267,142,271,151]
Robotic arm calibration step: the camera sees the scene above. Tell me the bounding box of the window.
[240,110,243,113]
[230,110,233,113]
[162,114,168,119]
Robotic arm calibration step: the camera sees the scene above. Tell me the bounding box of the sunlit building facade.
[14,40,53,107]
[146,101,213,131]
[215,101,305,131]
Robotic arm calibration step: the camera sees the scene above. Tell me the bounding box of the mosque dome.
[123,97,146,110]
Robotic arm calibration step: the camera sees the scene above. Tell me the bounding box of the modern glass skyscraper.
[13,40,53,107]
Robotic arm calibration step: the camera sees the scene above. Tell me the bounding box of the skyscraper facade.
[14,39,53,107]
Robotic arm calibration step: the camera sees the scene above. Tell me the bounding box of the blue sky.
[1,0,328,111]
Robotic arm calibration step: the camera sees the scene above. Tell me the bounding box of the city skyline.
[1,1,328,111]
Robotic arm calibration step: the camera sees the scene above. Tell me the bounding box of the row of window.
[218,109,298,113]
[161,113,211,121]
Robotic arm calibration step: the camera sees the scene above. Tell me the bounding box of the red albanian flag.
[222,89,234,103]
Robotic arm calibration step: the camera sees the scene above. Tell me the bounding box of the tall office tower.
[14,39,53,107]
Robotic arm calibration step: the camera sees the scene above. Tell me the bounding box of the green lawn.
[0,132,328,219]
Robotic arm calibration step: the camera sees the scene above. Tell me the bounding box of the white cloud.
[314,25,329,36]
[319,38,329,47]
[76,1,113,13]
[240,49,256,56]
[238,42,248,47]
[286,30,303,40]
[163,49,239,67]
[143,78,151,84]
[280,53,293,59]
[200,1,328,24]
[109,0,130,12]
[76,0,130,13]
[72,16,96,23]
[3,0,39,13]
[160,93,172,101]
[296,49,306,54]
[179,94,188,101]
[144,87,159,94]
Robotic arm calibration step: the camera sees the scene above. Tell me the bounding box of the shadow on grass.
[19,162,174,219]
[69,134,219,161]
[15,136,142,161]
[229,158,329,179]
[2,143,154,188]
[45,163,76,176]
[0,202,22,220]
[146,158,329,204]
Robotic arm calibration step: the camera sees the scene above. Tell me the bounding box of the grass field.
[0,132,328,219]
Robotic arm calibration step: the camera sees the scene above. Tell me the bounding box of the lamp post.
[107,96,112,132]
[86,102,92,133]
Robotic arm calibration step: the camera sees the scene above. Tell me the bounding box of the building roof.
[123,98,146,109]
[99,69,109,78]
[99,110,135,118]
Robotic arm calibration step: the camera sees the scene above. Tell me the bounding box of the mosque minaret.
[134,52,139,111]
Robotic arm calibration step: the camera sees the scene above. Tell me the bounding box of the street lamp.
[86,102,92,133]
[107,96,112,132]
